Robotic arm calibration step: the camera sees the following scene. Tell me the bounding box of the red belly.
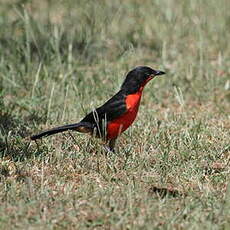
[106,92,142,139]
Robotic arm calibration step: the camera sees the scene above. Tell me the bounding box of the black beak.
[155,70,166,76]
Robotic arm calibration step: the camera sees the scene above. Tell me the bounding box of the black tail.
[31,122,93,140]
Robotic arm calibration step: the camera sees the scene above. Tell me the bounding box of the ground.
[0,0,229,229]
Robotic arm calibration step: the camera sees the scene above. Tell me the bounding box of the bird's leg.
[102,138,116,154]
[108,138,117,152]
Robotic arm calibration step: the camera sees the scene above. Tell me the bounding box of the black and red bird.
[31,66,165,151]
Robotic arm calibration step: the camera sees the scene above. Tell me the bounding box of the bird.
[31,66,165,151]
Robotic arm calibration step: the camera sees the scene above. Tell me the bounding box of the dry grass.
[0,0,229,229]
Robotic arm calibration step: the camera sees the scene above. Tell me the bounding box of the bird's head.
[121,66,165,94]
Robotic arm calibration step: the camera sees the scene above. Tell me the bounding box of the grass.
[0,0,230,229]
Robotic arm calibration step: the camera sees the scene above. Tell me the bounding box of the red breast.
[106,80,149,140]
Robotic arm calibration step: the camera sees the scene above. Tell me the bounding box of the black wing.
[81,90,127,125]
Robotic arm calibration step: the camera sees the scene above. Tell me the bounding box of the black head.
[121,66,165,94]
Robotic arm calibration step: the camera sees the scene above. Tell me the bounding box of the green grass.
[0,0,230,229]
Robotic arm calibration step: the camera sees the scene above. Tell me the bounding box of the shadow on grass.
[149,185,184,198]
[0,109,47,161]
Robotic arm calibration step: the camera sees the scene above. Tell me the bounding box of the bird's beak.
[155,70,166,76]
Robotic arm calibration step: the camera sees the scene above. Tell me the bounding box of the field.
[0,0,229,229]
